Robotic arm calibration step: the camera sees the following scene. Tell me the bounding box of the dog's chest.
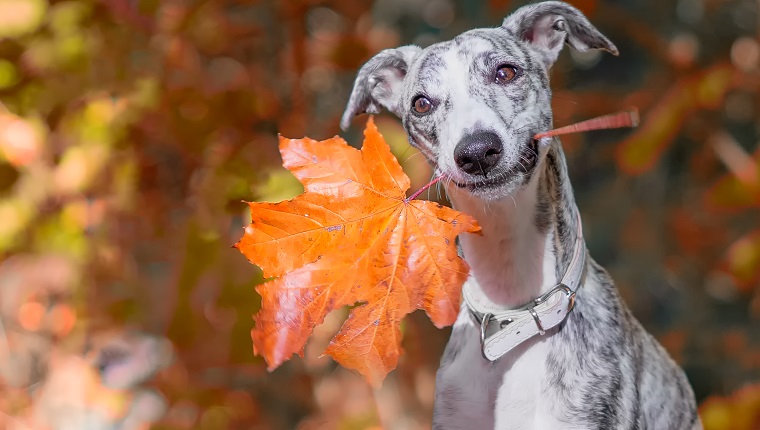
[435,313,576,430]
[492,338,552,427]
[495,339,587,430]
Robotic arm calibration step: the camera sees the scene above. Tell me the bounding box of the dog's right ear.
[502,1,617,67]
[340,45,422,131]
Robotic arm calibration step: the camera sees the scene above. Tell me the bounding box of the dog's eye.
[495,65,519,84]
[412,96,433,114]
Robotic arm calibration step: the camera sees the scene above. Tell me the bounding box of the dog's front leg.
[433,314,497,430]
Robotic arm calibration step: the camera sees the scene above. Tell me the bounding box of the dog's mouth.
[453,138,539,189]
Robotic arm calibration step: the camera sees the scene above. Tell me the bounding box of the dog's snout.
[454,132,503,176]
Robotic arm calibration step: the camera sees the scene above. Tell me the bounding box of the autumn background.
[0,0,758,428]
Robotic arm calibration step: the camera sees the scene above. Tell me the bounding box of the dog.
[340,2,701,429]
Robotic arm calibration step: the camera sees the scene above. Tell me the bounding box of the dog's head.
[341,1,617,200]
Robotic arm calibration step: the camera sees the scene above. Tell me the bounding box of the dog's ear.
[340,45,422,131]
[502,1,617,66]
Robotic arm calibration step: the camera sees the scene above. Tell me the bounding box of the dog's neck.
[447,140,582,309]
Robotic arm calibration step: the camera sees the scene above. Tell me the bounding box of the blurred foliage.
[0,0,757,428]
[701,383,760,430]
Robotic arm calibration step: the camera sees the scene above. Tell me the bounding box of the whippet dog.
[340,2,701,429]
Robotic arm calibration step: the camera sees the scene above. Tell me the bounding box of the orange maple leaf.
[235,117,480,386]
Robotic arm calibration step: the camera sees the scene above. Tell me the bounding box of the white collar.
[462,216,587,362]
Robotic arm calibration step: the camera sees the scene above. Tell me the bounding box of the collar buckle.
[529,284,575,336]
[534,283,572,305]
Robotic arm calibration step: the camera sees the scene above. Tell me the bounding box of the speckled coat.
[341,2,701,428]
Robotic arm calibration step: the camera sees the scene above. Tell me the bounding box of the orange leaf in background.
[722,229,760,292]
[234,117,480,386]
[705,146,760,212]
[0,112,43,167]
[616,63,737,175]
[705,172,760,212]
[700,382,760,430]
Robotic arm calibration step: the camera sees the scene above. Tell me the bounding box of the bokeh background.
[0,0,758,428]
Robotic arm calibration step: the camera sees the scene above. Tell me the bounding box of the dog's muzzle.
[452,136,539,190]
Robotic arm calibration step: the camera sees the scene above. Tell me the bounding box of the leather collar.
[463,216,587,362]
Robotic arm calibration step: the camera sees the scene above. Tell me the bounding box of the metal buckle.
[534,283,573,305]
[529,283,576,335]
[479,313,493,361]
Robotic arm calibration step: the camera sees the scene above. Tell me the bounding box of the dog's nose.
[454,132,503,176]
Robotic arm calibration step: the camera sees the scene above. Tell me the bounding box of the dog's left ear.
[340,45,422,131]
[502,1,618,67]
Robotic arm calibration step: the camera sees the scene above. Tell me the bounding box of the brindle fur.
[341,2,700,428]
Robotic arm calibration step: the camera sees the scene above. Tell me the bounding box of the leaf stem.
[534,108,640,139]
[406,175,445,202]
